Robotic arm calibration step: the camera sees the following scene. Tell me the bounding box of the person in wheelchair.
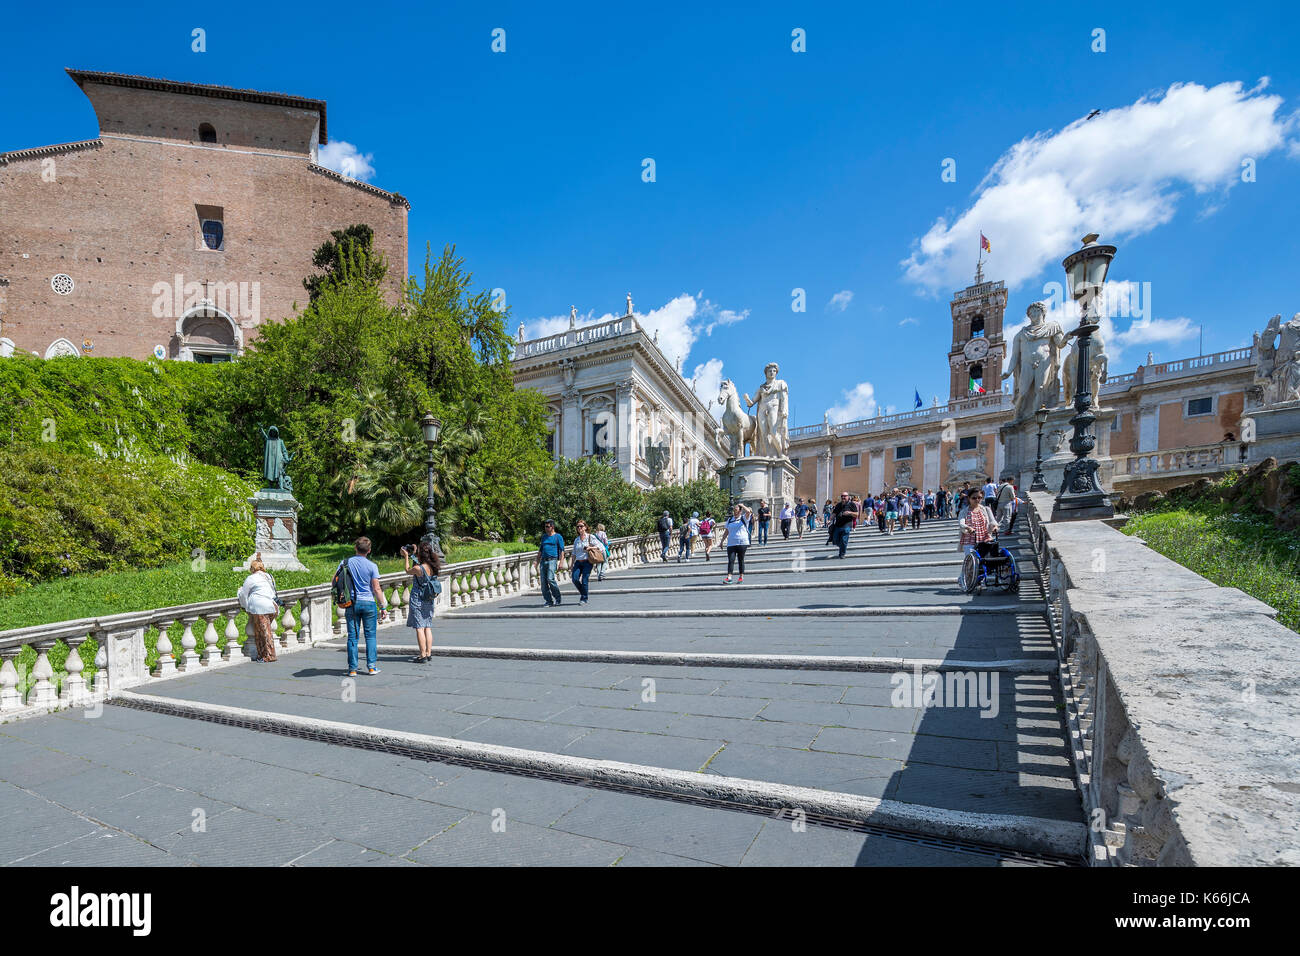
[955,488,1020,593]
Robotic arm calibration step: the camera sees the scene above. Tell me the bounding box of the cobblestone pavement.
[0,520,1082,866]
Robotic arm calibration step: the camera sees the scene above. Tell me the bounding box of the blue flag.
[914,389,923,409]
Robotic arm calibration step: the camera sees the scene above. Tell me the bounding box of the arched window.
[177,305,240,362]
[968,362,984,393]
[199,123,217,143]
[970,314,985,338]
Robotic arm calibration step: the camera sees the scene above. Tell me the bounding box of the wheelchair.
[959,538,1020,595]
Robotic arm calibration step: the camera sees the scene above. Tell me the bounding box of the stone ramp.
[1,519,1084,865]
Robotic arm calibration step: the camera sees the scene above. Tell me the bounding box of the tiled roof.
[66,68,329,144]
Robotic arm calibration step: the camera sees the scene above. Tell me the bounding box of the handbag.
[586,535,606,565]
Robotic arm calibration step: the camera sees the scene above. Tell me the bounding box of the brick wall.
[0,137,406,360]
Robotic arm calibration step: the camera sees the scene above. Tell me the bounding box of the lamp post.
[1030,404,1049,491]
[726,455,737,508]
[419,413,443,557]
[1053,234,1115,520]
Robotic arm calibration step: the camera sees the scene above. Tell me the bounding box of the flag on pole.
[980,233,991,254]
[914,389,923,409]
[969,376,986,395]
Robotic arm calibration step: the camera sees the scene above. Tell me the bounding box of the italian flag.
[969,377,986,394]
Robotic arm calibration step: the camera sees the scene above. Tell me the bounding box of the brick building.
[0,69,408,361]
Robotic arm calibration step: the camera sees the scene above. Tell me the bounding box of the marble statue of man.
[626,292,634,315]
[517,322,526,343]
[1061,326,1109,410]
[569,306,577,328]
[260,425,294,494]
[1254,313,1300,405]
[1003,302,1067,420]
[745,363,790,459]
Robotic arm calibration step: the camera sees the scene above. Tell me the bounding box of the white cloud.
[826,382,879,424]
[318,141,376,181]
[688,358,726,420]
[827,290,854,312]
[902,80,1297,293]
[899,317,919,327]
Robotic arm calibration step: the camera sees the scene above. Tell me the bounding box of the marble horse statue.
[718,380,756,458]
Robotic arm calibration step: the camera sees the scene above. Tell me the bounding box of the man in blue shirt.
[535,519,566,607]
[345,536,387,676]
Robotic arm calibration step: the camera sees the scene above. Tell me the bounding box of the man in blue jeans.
[756,499,771,545]
[535,519,566,607]
[344,536,388,676]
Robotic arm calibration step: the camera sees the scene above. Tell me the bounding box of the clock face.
[964,337,990,361]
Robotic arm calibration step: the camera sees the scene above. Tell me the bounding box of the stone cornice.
[0,138,102,166]
[307,163,409,208]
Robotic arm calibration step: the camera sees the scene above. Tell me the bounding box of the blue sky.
[3,0,1298,426]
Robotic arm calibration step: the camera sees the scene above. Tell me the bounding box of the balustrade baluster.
[60,635,90,707]
[245,617,259,660]
[29,641,58,707]
[223,613,240,661]
[298,598,311,644]
[178,617,200,671]
[155,620,178,677]
[279,606,295,647]
[93,644,108,698]
[201,615,221,666]
[0,650,21,711]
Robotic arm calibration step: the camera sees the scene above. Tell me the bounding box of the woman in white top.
[570,519,597,605]
[722,502,753,584]
[237,556,280,662]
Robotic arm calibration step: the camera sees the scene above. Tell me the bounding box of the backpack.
[657,516,671,532]
[413,566,442,600]
[332,559,356,608]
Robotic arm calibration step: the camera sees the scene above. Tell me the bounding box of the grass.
[0,538,534,696]
[1122,501,1300,633]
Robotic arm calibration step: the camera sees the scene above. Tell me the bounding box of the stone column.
[923,440,940,489]
[816,448,834,503]
[1137,402,1160,453]
[561,387,581,459]
[616,379,635,483]
[868,448,886,493]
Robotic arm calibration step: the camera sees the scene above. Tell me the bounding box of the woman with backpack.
[403,541,442,663]
[699,512,716,561]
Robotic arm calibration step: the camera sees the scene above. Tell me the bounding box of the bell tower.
[948,262,1008,401]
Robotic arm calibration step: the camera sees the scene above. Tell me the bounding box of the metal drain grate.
[110,696,1084,867]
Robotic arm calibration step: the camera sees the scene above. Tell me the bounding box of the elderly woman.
[237,555,280,663]
[956,488,998,585]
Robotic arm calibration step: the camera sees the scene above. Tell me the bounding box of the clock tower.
[948,262,1008,401]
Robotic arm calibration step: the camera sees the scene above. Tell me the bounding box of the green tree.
[303,224,388,303]
[521,456,653,541]
[645,477,729,526]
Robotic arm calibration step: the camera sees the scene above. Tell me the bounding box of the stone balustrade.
[0,532,663,720]
[1112,442,1243,478]
[1023,490,1300,866]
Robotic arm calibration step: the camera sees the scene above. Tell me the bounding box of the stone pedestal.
[239,489,309,572]
[1001,405,1116,495]
[724,456,799,515]
[1243,400,1300,464]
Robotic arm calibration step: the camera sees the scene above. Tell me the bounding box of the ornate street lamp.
[1030,404,1050,491]
[1053,234,1115,519]
[419,413,443,557]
